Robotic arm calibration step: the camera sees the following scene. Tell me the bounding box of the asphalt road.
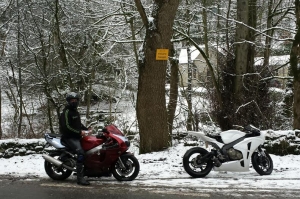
[0,176,300,199]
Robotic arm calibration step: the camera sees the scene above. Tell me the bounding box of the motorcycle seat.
[59,140,76,153]
[60,139,71,148]
[47,133,62,138]
[206,134,223,143]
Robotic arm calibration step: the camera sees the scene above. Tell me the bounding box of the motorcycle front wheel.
[112,154,140,181]
[251,151,273,175]
[183,147,213,178]
[44,153,73,180]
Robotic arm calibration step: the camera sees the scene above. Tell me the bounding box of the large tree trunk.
[291,0,300,129]
[224,0,259,129]
[135,0,180,153]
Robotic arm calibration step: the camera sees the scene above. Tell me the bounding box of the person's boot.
[76,163,90,186]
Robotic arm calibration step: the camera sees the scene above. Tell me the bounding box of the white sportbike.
[183,125,273,177]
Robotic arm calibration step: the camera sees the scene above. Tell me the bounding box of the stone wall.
[0,130,300,158]
[264,130,300,155]
[0,138,46,158]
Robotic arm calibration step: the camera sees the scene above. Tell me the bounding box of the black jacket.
[59,105,88,139]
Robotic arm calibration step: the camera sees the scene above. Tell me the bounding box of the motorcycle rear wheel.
[183,147,213,178]
[44,153,73,180]
[252,151,273,175]
[112,154,140,181]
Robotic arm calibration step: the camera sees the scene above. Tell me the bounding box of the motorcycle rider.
[59,92,91,186]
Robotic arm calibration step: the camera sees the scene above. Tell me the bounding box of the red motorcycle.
[42,124,139,181]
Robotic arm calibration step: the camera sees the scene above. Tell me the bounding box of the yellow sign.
[156,49,169,60]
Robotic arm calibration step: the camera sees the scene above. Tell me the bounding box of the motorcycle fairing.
[220,130,246,144]
[83,129,130,172]
[187,130,266,172]
[85,145,103,156]
[81,136,105,151]
[111,134,130,149]
[187,131,224,148]
[214,136,264,172]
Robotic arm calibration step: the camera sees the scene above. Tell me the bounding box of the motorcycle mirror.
[102,128,108,133]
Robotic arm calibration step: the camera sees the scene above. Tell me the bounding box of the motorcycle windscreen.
[106,124,124,136]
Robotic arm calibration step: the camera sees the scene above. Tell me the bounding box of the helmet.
[66,92,80,108]
[66,92,80,101]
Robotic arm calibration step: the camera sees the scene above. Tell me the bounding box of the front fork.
[257,145,266,156]
[256,145,269,166]
[117,157,126,169]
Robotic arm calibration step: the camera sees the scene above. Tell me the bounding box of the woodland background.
[0,0,299,154]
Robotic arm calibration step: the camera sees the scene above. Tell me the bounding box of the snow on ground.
[0,141,300,190]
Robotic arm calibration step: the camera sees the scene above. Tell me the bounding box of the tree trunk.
[85,62,93,125]
[54,0,73,89]
[293,80,300,129]
[47,99,54,134]
[262,0,274,69]
[186,44,193,130]
[291,0,300,129]
[129,17,139,69]
[17,0,23,138]
[167,45,179,136]
[135,0,180,153]
[227,0,259,129]
[225,0,232,52]
[234,0,249,96]
[0,86,2,139]
[0,6,8,139]
[202,0,209,57]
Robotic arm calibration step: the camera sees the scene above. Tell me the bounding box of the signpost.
[156,49,169,60]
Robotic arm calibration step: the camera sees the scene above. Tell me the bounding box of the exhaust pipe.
[42,154,63,167]
[42,154,76,171]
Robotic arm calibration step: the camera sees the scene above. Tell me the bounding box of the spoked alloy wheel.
[183,147,213,178]
[44,153,73,180]
[251,151,273,175]
[112,154,140,181]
